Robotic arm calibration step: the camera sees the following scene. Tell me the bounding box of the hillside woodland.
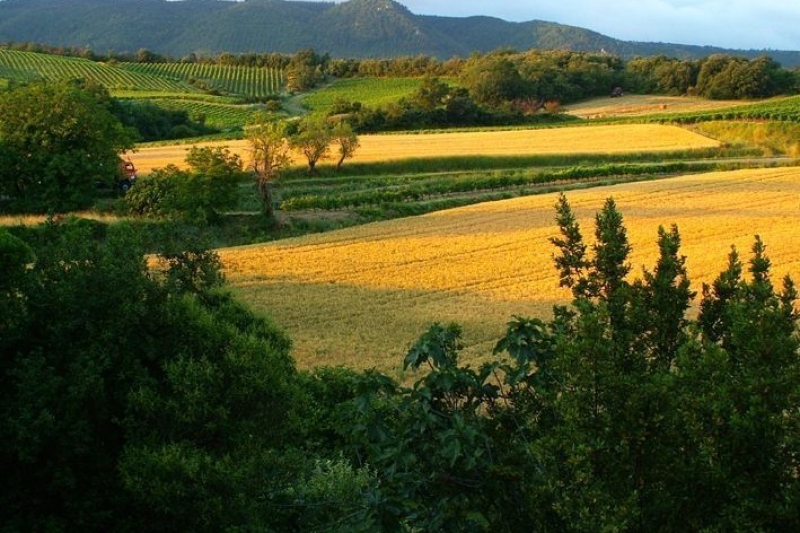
[0,0,799,66]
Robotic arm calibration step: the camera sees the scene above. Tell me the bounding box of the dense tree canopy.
[124,146,247,224]
[0,221,299,532]
[0,81,135,212]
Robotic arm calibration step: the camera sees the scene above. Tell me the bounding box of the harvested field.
[221,167,800,373]
[566,94,752,119]
[130,124,720,174]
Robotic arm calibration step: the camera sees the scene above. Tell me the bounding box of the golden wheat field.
[221,166,800,374]
[130,124,719,173]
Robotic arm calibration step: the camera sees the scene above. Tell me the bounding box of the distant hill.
[0,0,798,66]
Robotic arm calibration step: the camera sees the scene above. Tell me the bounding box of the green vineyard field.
[146,97,264,131]
[0,50,194,92]
[301,77,425,114]
[119,62,284,97]
[648,95,800,123]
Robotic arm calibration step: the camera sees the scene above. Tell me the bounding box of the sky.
[306,0,800,51]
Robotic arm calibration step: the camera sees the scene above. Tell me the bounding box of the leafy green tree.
[246,115,291,219]
[460,55,529,107]
[410,75,451,112]
[290,117,332,174]
[181,146,247,221]
[330,120,360,171]
[123,164,184,219]
[125,146,246,224]
[0,81,135,212]
[686,238,800,531]
[286,48,327,92]
[0,220,299,533]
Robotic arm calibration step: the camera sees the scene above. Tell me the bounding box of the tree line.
[270,47,800,102]
[4,41,798,101]
[2,195,797,532]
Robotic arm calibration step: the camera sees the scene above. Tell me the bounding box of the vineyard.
[221,166,800,370]
[644,94,800,123]
[0,50,194,92]
[119,62,284,98]
[0,50,286,132]
[300,77,426,114]
[145,97,264,131]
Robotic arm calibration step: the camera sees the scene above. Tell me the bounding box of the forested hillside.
[0,0,798,65]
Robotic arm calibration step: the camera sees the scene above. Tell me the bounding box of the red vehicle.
[118,159,137,192]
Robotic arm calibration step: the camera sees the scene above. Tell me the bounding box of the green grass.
[301,77,425,114]
[690,120,800,156]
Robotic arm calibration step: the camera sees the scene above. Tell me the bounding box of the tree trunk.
[257,176,274,219]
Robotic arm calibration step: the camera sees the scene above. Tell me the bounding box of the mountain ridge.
[0,0,798,66]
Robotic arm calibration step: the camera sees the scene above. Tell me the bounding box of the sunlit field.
[130,124,720,173]
[221,166,800,374]
[566,94,753,119]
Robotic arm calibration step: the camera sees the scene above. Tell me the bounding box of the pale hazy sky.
[303,0,800,51]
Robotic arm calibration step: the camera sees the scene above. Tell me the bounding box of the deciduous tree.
[331,121,360,171]
[0,81,135,212]
[246,115,291,219]
[290,117,331,174]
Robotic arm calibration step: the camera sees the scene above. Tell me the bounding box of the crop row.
[646,95,800,124]
[0,50,191,92]
[223,167,800,369]
[277,162,721,211]
[146,98,261,130]
[301,77,424,113]
[120,62,284,97]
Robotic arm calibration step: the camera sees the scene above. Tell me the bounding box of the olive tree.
[290,117,332,174]
[331,121,360,171]
[246,115,291,219]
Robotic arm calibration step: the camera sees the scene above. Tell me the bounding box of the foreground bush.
[0,222,299,532]
[125,146,247,224]
[328,195,799,532]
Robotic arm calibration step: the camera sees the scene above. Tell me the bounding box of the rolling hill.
[0,0,798,66]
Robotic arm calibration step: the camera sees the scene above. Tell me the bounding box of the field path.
[221,166,800,373]
[129,124,719,174]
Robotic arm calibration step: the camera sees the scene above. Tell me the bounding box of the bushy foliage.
[2,196,797,532]
[320,196,799,532]
[628,54,796,99]
[125,146,247,224]
[0,81,135,212]
[112,100,218,142]
[0,221,297,533]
